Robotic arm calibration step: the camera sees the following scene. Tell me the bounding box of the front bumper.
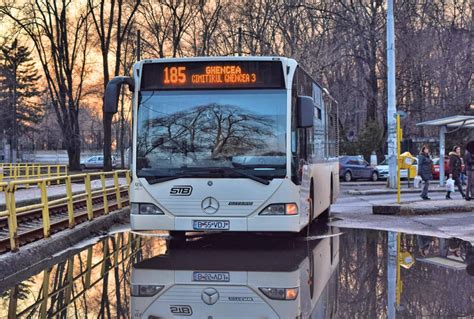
[130,213,302,232]
[378,171,389,178]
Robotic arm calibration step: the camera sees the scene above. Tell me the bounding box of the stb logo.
[170,185,193,196]
[170,305,193,316]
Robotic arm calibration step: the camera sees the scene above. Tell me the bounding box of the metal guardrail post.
[66,176,75,228]
[47,166,51,186]
[85,246,93,288]
[40,268,51,318]
[85,174,93,220]
[114,235,120,267]
[101,239,109,277]
[126,233,132,257]
[101,173,109,215]
[114,171,122,209]
[6,185,18,252]
[56,165,61,185]
[40,180,51,238]
[125,170,131,186]
[64,256,74,315]
[8,286,18,318]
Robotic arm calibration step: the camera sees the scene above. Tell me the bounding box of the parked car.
[432,158,446,180]
[432,157,464,180]
[80,155,117,169]
[376,158,418,179]
[339,156,379,182]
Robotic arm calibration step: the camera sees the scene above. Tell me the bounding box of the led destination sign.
[140,61,284,90]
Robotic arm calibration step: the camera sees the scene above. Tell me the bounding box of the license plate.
[193,220,230,230]
[193,272,230,282]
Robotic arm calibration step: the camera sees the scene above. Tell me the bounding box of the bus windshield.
[136,89,287,179]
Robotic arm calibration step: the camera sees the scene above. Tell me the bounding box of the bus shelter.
[416,115,474,186]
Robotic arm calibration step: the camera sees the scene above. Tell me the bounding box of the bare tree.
[187,0,223,56]
[139,0,196,59]
[88,0,140,171]
[1,0,91,169]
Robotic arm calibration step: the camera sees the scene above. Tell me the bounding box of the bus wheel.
[319,179,333,221]
[169,231,186,241]
[309,183,314,225]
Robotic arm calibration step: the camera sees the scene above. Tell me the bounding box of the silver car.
[376,158,418,179]
[80,155,117,169]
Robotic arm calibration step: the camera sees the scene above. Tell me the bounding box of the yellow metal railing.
[0,181,9,226]
[7,232,142,318]
[2,170,131,252]
[0,163,68,184]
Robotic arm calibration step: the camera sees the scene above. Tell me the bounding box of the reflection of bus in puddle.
[131,226,340,319]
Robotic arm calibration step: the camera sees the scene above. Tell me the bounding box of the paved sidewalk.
[0,178,127,207]
[373,199,474,215]
[348,186,446,195]
[333,183,474,243]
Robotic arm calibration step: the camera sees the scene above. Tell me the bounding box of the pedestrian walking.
[417,145,433,200]
[446,145,465,199]
[464,141,474,201]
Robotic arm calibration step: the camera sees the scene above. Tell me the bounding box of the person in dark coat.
[446,145,465,199]
[417,145,433,200]
[464,141,474,201]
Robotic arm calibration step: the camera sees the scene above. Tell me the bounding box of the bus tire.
[169,231,186,241]
[309,181,315,223]
[319,178,333,221]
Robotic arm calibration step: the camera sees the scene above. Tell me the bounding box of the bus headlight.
[259,287,299,300]
[131,284,164,297]
[131,203,164,215]
[259,203,298,215]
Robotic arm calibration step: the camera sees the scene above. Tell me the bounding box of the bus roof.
[139,56,294,65]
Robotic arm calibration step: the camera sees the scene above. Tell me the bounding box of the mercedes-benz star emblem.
[201,197,219,214]
[201,287,219,305]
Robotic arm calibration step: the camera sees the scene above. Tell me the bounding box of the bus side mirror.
[104,76,135,114]
[297,96,314,128]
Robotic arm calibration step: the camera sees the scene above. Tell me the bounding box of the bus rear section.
[104,56,339,232]
[130,226,340,319]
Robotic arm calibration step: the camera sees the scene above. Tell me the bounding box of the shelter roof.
[416,115,474,128]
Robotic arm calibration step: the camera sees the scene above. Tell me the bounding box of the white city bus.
[105,56,339,234]
[130,225,340,319]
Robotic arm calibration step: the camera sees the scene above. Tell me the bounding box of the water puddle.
[0,223,472,318]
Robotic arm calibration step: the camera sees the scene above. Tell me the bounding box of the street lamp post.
[387,0,397,188]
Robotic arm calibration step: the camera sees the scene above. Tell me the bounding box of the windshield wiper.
[183,167,271,185]
[142,167,271,185]
[145,174,193,185]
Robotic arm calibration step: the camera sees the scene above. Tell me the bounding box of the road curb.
[372,201,474,215]
[0,209,130,287]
